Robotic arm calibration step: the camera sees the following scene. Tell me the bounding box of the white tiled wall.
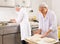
[0,7,17,21]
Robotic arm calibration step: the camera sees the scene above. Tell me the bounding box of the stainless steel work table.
[0,23,21,44]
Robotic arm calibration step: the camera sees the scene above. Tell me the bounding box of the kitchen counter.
[0,23,21,44]
[0,23,20,35]
[0,23,19,27]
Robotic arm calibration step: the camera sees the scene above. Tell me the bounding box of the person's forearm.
[44,29,52,36]
[47,29,52,34]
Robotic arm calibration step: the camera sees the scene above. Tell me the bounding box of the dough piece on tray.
[41,37,56,43]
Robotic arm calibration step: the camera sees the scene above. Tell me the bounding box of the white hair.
[39,2,48,8]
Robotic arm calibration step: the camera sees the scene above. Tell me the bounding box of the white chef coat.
[16,8,31,40]
[38,10,58,41]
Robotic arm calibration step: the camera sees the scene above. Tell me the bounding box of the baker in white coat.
[36,2,58,41]
[10,7,31,44]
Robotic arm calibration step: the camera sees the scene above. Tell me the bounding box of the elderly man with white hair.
[35,2,58,41]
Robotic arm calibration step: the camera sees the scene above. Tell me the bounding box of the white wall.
[0,7,17,21]
[44,0,52,9]
[29,0,42,16]
[52,0,60,26]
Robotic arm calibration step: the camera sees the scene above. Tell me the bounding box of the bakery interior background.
[0,0,60,26]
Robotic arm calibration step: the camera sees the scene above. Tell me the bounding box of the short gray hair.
[39,2,48,8]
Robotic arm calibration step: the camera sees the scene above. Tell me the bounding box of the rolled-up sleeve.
[49,12,57,31]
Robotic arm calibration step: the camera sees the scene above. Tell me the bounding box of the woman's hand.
[40,30,52,38]
[40,33,48,38]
